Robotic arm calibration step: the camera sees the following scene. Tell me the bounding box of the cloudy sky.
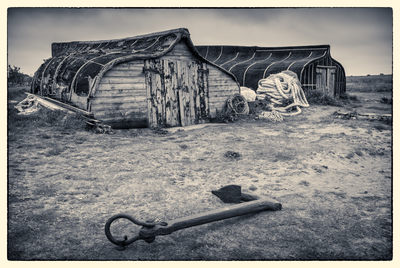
[7,8,392,76]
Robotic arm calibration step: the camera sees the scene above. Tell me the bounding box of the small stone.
[299,180,310,187]
[249,185,257,191]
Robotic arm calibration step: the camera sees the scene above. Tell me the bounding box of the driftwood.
[27,93,93,117]
[26,93,114,133]
[25,93,74,114]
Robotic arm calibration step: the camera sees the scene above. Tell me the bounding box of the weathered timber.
[91,102,147,112]
[32,28,240,128]
[26,93,74,114]
[110,64,144,72]
[95,90,146,97]
[98,83,146,91]
[104,71,145,77]
[167,123,226,133]
[92,96,147,105]
[101,77,147,84]
[29,93,93,117]
[334,111,392,121]
[93,110,147,121]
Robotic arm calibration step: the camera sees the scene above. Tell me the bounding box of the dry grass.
[304,89,344,106]
[347,75,392,92]
[7,83,392,260]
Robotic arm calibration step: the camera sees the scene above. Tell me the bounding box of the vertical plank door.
[316,66,336,97]
[145,59,209,128]
[327,67,337,97]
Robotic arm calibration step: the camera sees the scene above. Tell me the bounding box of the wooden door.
[144,59,209,128]
[316,66,337,96]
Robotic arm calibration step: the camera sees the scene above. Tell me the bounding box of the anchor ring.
[104,213,156,247]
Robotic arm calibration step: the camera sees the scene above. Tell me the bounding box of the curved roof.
[32,28,237,100]
[195,45,333,90]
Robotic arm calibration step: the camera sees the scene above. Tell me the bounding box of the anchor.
[105,192,282,249]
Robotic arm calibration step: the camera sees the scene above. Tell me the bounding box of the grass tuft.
[9,104,87,132]
[304,89,343,106]
[340,93,360,102]
[151,127,169,135]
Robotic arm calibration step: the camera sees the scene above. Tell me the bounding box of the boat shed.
[31,28,240,128]
[195,45,346,97]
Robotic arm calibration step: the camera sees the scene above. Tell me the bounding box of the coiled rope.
[226,93,249,115]
[256,70,309,116]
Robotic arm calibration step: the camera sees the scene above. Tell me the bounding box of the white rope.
[256,70,309,116]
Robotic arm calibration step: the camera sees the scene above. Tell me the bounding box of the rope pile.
[256,70,309,116]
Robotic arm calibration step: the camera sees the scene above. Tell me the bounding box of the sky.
[7,8,392,76]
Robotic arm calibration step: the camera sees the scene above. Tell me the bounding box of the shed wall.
[207,65,240,117]
[91,40,239,128]
[164,41,240,117]
[91,60,148,128]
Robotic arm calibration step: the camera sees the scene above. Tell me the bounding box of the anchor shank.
[140,199,282,238]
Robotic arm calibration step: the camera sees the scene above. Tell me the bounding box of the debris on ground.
[211,185,259,203]
[86,118,114,134]
[224,151,241,160]
[256,70,309,116]
[248,185,258,191]
[333,110,392,123]
[256,110,284,122]
[152,127,169,135]
[333,110,359,120]
[15,94,74,115]
[167,123,227,134]
[15,95,40,115]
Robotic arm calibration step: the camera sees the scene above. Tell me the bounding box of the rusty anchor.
[105,198,282,248]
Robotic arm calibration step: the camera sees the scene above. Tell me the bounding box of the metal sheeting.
[195,45,345,95]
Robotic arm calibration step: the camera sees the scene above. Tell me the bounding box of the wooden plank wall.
[144,57,209,128]
[166,41,239,118]
[90,60,148,127]
[207,65,239,117]
[90,40,239,127]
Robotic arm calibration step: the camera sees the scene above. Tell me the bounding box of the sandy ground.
[7,88,392,260]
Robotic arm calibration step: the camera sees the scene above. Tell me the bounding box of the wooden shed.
[196,45,346,97]
[31,28,240,128]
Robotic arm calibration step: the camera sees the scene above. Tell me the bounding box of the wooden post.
[188,61,196,125]
[170,61,180,127]
[178,90,185,126]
